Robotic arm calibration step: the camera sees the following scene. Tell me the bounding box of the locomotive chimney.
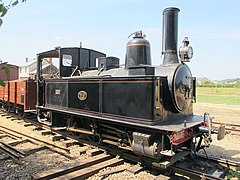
[162,7,180,65]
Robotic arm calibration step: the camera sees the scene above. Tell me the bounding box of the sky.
[0,0,239,80]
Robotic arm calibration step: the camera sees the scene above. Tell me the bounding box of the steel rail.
[0,141,25,156]
[212,121,240,133]
[0,142,23,160]
[0,125,70,153]
[196,154,240,171]
[169,165,224,180]
[212,121,240,127]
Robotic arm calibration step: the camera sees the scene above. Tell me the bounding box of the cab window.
[62,54,72,66]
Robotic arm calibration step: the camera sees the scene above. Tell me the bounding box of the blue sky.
[0,0,239,80]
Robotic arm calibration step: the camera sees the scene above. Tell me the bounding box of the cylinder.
[125,31,151,69]
[162,7,180,65]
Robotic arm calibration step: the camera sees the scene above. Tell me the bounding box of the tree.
[0,61,10,86]
[0,0,26,27]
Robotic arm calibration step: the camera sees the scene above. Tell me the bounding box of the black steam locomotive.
[36,7,224,167]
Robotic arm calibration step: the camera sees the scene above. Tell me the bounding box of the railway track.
[169,154,240,180]
[212,121,240,134]
[0,111,141,179]
[0,121,50,162]
[0,131,28,161]
[32,154,124,180]
[1,110,240,179]
[197,154,240,171]
[0,122,75,161]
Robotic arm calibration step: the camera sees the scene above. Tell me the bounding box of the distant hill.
[196,77,211,83]
[217,78,240,84]
[196,77,240,87]
[197,77,240,84]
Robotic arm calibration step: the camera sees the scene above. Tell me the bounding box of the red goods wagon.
[1,79,37,113]
[0,85,4,101]
[16,81,25,106]
[9,81,17,106]
[3,82,9,103]
[0,82,9,108]
[16,80,37,111]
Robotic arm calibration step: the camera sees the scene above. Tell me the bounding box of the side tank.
[125,31,151,69]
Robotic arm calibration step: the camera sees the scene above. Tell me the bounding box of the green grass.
[196,87,240,106]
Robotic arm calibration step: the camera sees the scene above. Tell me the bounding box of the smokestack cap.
[163,7,180,14]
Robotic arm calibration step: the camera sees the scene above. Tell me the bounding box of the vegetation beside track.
[196,87,240,106]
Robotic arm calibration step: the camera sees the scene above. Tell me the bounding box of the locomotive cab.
[60,48,106,77]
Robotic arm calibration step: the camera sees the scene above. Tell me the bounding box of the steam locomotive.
[36,7,224,167]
